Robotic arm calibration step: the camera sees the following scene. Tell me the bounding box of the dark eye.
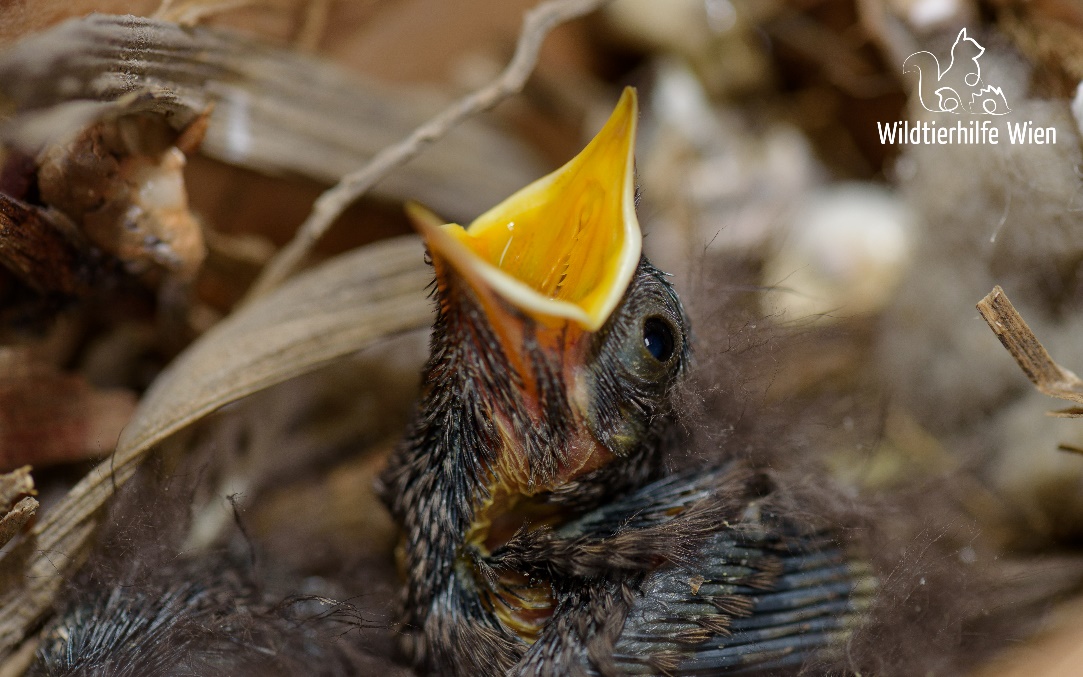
[642,317,675,362]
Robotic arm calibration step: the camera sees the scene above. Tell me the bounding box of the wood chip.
[0,194,97,296]
[0,497,37,550]
[0,467,36,551]
[0,466,33,508]
[977,285,1083,416]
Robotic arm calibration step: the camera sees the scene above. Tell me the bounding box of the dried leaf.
[977,285,1083,415]
[0,14,543,222]
[119,235,431,458]
[0,235,433,656]
[1050,409,1083,418]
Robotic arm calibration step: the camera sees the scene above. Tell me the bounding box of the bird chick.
[378,88,871,676]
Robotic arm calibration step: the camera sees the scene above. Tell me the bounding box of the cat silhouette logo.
[903,28,1010,115]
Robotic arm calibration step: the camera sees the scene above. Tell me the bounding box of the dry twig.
[977,285,1083,417]
[245,0,612,300]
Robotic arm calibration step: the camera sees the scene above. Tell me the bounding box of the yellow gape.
[412,87,641,331]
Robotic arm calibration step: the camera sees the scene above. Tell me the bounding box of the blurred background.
[2,0,1083,674]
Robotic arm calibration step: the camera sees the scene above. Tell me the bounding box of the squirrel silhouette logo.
[903,28,1010,115]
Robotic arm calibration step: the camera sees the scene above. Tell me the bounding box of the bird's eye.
[642,317,676,363]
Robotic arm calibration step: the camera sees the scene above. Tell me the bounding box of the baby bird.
[26,89,1069,677]
[378,88,872,676]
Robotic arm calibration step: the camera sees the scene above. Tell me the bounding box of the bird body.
[378,88,873,675]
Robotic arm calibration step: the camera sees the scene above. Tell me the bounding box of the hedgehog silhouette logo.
[903,28,1010,115]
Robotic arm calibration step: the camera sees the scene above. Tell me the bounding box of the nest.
[2,1,1083,675]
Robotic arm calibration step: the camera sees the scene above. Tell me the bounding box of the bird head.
[410,87,690,499]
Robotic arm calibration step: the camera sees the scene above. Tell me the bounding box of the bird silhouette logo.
[903,28,1010,115]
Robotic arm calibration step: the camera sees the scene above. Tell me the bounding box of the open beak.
[412,87,641,335]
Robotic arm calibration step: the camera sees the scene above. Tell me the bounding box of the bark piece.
[977,285,1083,416]
[0,497,37,550]
[0,466,36,550]
[0,194,94,296]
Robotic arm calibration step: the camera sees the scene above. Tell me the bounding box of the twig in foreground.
[246,0,612,300]
[977,285,1083,417]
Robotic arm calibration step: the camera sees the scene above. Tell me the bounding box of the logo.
[903,28,1010,115]
[876,28,1057,146]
